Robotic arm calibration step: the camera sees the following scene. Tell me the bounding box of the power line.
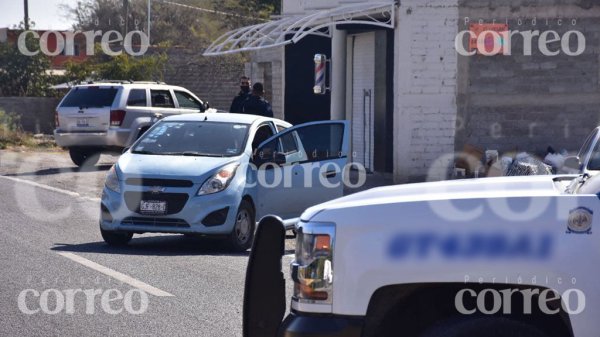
[156,0,268,22]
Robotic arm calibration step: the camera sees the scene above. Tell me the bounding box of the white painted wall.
[350,32,376,172]
[394,0,459,182]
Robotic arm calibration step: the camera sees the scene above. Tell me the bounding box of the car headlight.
[197,163,239,196]
[291,223,335,304]
[105,165,121,193]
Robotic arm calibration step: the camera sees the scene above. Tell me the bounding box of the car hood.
[300,175,571,222]
[117,152,242,183]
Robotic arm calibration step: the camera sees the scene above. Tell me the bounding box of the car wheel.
[69,148,100,167]
[100,228,133,246]
[419,316,549,337]
[228,200,255,252]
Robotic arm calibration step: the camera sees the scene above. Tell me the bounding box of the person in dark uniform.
[229,76,251,113]
[241,82,273,118]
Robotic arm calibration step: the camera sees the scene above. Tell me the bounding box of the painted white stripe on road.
[58,252,174,297]
[0,175,101,202]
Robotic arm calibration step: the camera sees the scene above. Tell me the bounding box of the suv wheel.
[69,148,101,167]
[100,228,133,246]
[228,200,255,252]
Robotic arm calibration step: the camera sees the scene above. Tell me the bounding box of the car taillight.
[110,110,126,127]
[291,223,335,304]
[54,111,59,127]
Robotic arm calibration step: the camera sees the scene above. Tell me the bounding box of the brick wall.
[457,0,600,157]
[394,0,460,182]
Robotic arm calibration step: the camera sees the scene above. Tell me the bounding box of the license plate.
[76,118,89,127]
[140,200,167,215]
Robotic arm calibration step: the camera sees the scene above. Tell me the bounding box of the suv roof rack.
[78,80,168,85]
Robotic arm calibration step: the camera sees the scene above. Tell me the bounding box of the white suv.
[54,81,212,166]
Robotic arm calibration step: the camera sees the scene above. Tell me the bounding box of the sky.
[0,0,77,30]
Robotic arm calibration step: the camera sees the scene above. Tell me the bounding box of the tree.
[63,0,280,48]
[63,47,168,82]
[0,24,52,96]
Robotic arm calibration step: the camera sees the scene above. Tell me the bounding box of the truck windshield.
[61,87,118,108]
[132,121,250,157]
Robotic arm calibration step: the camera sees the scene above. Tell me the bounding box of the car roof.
[70,82,190,91]
[162,113,289,126]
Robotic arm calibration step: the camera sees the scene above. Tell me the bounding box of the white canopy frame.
[203,2,396,56]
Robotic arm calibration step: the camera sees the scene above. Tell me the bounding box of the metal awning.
[203,1,396,56]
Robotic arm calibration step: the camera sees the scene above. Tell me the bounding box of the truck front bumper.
[278,312,364,337]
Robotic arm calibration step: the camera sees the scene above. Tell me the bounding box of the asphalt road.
[0,150,296,337]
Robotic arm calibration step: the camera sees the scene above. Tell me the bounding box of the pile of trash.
[455,145,569,178]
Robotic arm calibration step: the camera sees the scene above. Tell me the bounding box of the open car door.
[253,121,350,220]
[243,216,286,337]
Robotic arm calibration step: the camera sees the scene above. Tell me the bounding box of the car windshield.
[61,87,118,108]
[587,138,600,171]
[132,121,250,157]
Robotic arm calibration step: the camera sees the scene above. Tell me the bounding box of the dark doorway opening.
[284,35,332,125]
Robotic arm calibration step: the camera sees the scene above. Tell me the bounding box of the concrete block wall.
[249,48,285,120]
[457,0,600,157]
[0,97,60,134]
[394,0,460,183]
[160,48,245,111]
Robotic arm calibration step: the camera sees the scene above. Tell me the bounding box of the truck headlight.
[291,223,335,304]
[105,165,121,193]
[197,163,239,196]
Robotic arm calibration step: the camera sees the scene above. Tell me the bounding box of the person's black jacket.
[242,95,273,118]
[230,92,250,113]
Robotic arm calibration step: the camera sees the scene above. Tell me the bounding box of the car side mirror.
[564,156,582,171]
[203,102,210,112]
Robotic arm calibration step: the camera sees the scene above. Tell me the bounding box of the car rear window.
[61,87,118,108]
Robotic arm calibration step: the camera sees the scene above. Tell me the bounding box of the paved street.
[0,149,296,337]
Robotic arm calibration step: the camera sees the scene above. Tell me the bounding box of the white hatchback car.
[54,81,212,166]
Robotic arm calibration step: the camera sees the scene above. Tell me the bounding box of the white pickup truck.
[243,136,600,337]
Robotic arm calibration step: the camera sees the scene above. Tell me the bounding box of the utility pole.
[147,0,151,46]
[123,0,129,37]
[24,0,29,30]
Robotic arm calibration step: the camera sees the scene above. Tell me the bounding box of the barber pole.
[313,54,328,95]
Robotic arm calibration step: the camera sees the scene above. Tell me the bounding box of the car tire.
[228,200,256,252]
[419,316,549,337]
[100,228,133,246]
[69,148,100,167]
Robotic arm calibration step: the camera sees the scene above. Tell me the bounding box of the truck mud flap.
[243,216,287,337]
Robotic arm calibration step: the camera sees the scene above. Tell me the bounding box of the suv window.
[151,90,175,108]
[61,87,118,108]
[174,91,202,110]
[127,89,147,107]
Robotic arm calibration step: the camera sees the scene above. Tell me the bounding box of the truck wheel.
[100,228,133,246]
[228,200,255,252]
[419,317,549,337]
[69,148,100,167]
